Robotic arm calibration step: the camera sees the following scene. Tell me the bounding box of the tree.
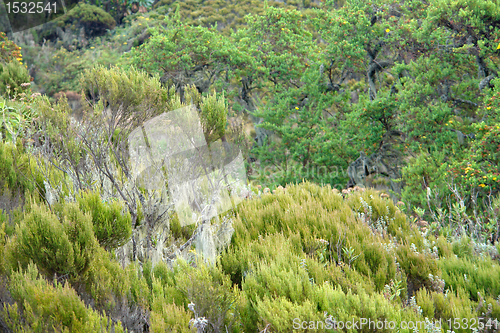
[129,13,244,101]
[36,65,172,261]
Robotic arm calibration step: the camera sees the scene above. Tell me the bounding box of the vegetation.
[1,0,500,331]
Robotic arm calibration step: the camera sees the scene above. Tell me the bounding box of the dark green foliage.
[55,3,116,37]
[74,190,132,250]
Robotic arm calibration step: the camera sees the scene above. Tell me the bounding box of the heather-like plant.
[1,262,125,332]
[8,201,97,278]
[174,259,241,333]
[0,62,31,99]
[74,190,132,250]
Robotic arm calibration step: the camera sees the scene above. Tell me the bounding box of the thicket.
[2,0,500,331]
[54,3,117,37]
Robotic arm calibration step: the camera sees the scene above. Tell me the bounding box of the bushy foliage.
[0,62,31,98]
[73,190,132,250]
[55,3,117,37]
[1,262,125,332]
[6,0,500,331]
[0,141,33,193]
[0,96,40,144]
[0,32,23,64]
[175,259,241,332]
[439,255,500,302]
[221,183,441,331]
[7,202,97,279]
[169,84,228,144]
[128,18,242,96]
[152,0,319,35]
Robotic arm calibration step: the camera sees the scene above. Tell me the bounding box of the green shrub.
[0,62,31,98]
[55,3,116,37]
[150,300,191,333]
[74,190,132,250]
[151,260,188,307]
[1,262,125,332]
[438,255,500,301]
[80,246,130,309]
[228,183,406,289]
[395,244,439,297]
[0,32,23,64]
[8,201,97,278]
[415,287,478,331]
[174,259,241,332]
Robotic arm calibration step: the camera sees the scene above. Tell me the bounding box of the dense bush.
[55,3,117,37]
[0,62,31,98]
[7,202,97,279]
[1,263,125,332]
[4,0,500,331]
[73,190,132,250]
[0,32,23,64]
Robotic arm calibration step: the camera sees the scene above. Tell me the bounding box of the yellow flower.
[479,184,486,187]
[281,28,284,30]
[494,177,497,181]
[497,43,500,50]
[295,107,299,110]
[487,107,492,110]
[90,46,95,49]
[386,28,390,32]
[124,42,127,45]
[138,23,142,25]
[449,120,453,123]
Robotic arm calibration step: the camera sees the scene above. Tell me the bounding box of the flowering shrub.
[448,122,500,198]
[0,32,23,65]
